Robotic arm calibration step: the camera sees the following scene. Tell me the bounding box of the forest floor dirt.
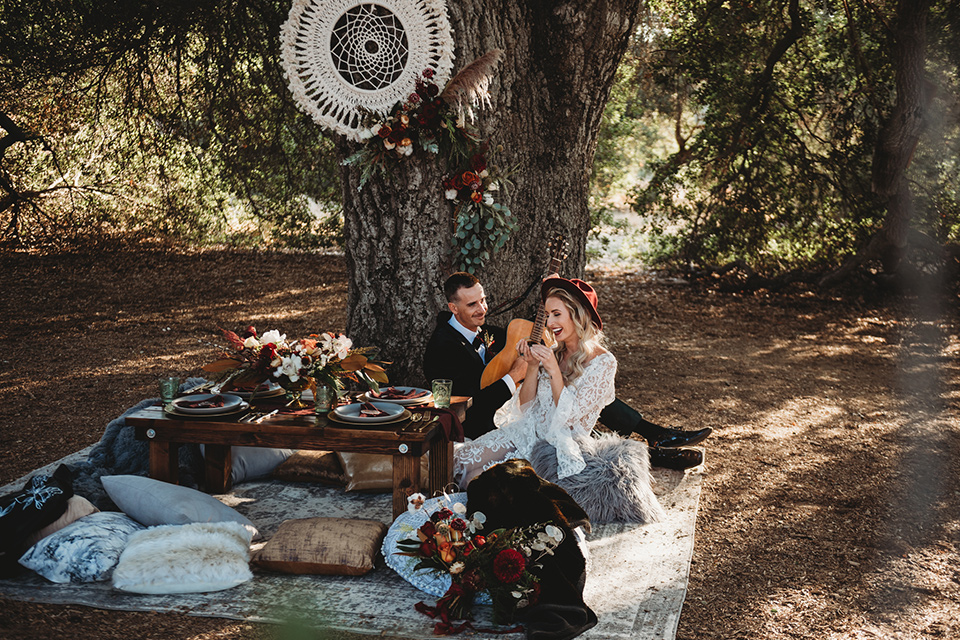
[1,248,958,640]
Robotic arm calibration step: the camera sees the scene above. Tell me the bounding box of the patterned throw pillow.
[23,496,99,547]
[0,464,73,577]
[252,517,387,576]
[18,511,144,583]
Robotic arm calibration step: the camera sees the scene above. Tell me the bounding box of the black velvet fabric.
[467,459,597,640]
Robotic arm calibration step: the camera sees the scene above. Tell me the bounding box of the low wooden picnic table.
[127,396,471,519]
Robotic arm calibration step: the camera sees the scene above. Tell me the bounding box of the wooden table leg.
[392,453,422,519]
[429,438,454,494]
[149,441,180,485]
[204,444,232,494]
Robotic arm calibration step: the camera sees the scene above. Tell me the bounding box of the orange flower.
[471,191,482,203]
[461,171,482,190]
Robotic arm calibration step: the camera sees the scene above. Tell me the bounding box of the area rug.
[0,446,703,640]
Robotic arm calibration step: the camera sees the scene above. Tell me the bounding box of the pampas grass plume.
[440,49,505,119]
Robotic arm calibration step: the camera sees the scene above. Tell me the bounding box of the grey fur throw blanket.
[528,432,666,524]
[66,378,208,509]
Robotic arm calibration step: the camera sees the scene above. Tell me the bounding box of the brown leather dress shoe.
[649,447,703,471]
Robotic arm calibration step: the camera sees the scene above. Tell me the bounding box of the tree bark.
[821,0,931,288]
[340,0,641,384]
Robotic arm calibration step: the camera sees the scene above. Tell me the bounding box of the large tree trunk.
[340,0,640,384]
[821,0,931,288]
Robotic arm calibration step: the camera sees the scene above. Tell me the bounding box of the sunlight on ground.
[754,400,846,441]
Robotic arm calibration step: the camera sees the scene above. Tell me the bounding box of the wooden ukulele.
[480,234,568,389]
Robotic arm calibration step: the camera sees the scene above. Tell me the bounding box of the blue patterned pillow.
[19,511,144,583]
[381,492,491,604]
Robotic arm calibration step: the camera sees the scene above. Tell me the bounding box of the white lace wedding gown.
[454,351,617,486]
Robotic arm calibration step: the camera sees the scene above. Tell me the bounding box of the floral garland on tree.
[343,50,516,273]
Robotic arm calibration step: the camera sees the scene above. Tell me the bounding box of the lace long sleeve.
[505,352,617,479]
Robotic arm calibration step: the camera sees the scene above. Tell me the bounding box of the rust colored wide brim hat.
[540,276,603,331]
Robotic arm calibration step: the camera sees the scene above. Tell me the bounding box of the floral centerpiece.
[202,326,388,407]
[343,50,516,273]
[395,497,564,634]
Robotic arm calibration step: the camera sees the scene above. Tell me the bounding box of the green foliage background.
[2,0,958,278]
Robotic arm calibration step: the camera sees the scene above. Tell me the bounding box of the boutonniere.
[481,331,495,349]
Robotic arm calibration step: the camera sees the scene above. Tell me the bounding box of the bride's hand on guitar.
[519,340,560,376]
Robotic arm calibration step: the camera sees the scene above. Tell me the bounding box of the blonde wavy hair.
[544,287,607,383]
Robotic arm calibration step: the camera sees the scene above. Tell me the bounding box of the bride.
[454,276,619,487]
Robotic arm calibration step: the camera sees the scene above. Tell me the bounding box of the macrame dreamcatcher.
[280,0,455,141]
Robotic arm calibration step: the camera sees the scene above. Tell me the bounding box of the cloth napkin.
[178,395,228,409]
[372,387,429,400]
[409,407,464,442]
[359,402,390,417]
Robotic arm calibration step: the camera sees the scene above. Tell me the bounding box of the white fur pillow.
[112,521,253,594]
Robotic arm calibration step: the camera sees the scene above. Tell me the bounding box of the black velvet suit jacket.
[422,310,512,439]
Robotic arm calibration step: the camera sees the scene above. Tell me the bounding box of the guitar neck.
[527,255,563,343]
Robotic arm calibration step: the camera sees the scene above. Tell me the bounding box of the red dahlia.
[493,548,526,583]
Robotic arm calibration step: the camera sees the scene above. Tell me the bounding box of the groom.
[422,272,711,470]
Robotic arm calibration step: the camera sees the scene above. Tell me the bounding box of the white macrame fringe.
[280,0,455,141]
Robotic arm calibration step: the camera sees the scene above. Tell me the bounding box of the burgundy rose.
[241,325,257,339]
[408,92,421,104]
[452,175,464,190]
[426,83,439,98]
[377,124,392,138]
[493,548,526,583]
[420,539,438,557]
[436,508,454,521]
[421,520,437,536]
[449,518,467,532]
[422,68,435,79]
[472,534,486,548]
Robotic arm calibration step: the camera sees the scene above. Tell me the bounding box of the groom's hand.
[507,356,527,384]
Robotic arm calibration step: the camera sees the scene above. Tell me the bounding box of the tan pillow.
[24,496,99,547]
[271,450,346,485]
[252,517,387,576]
[336,452,429,492]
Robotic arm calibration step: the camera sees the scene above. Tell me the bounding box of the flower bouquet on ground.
[395,496,564,634]
[202,326,389,400]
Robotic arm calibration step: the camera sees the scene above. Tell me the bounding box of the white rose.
[445,189,458,200]
[483,193,494,205]
[260,330,285,345]
[243,336,259,349]
[280,355,302,381]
